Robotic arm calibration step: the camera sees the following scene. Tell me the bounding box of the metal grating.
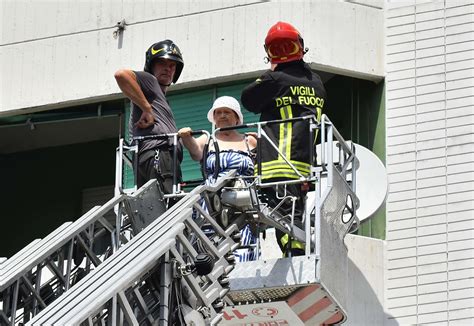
[228,286,300,304]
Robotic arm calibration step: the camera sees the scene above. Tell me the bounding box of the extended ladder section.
[1,114,359,325]
[0,190,132,325]
[24,174,240,326]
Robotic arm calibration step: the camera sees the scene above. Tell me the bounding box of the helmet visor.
[265,39,303,63]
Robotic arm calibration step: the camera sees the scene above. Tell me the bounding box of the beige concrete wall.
[1,0,384,116]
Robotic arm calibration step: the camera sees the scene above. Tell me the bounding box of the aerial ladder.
[0,114,360,325]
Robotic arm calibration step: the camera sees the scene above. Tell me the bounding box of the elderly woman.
[178,96,257,261]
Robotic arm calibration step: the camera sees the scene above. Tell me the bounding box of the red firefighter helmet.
[264,21,305,64]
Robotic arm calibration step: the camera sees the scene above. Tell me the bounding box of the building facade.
[1,0,472,324]
[385,1,474,324]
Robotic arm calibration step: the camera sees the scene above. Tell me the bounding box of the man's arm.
[114,69,154,128]
[241,70,278,113]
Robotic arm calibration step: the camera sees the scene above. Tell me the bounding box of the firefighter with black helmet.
[241,22,327,256]
[115,39,184,201]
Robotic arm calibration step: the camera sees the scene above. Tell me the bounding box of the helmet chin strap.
[159,81,172,87]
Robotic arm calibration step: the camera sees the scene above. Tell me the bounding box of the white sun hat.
[207,96,244,125]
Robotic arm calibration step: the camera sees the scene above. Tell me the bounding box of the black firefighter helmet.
[144,39,184,83]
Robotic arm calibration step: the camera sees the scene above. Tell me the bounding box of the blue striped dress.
[205,149,258,262]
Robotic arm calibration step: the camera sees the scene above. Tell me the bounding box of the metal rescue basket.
[218,114,360,325]
[1,114,360,325]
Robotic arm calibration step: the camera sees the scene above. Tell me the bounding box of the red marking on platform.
[252,307,279,317]
[298,297,332,322]
[287,285,320,307]
[322,311,344,325]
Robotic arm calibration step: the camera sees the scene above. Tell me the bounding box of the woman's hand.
[245,132,258,150]
[178,127,193,138]
[245,132,258,139]
[179,127,205,161]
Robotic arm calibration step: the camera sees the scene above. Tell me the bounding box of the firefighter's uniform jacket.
[241,60,327,180]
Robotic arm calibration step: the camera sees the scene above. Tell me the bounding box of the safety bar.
[114,138,137,196]
[214,115,318,186]
[312,114,360,257]
[216,115,315,132]
[119,116,318,196]
[116,115,359,256]
[189,130,211,180]
[320,114,359,195]
[119,131,212,198]
[213,115,359,257]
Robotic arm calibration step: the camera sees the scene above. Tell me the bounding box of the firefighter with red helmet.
[115,40,184,200]
[241,22,327,256]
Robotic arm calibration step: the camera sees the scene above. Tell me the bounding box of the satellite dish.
[307,142,388,222]
[351,143,388,221]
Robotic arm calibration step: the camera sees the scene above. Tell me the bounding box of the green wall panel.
[168,80,256,182]
[217,82,260,126]
[325,77,386,240]
[360,81,386,240]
